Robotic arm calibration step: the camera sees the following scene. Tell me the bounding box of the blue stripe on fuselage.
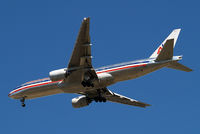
[15,78,51,89]
[95,60,150,72]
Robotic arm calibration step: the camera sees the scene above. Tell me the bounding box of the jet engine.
[49,68,68,81]
[97,73,114,86]
[72,95,91,108]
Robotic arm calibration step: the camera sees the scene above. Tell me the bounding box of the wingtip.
[187,69,193,72]
[83,17,90,21]
[139,102,151,108]
[144,104,151,107]
[147,104,151,106]
[173,28,181,32]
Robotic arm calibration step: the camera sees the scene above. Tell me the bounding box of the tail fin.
[150,29,181,59]
[155,39,174,61]
[167,61,192,72]
[149,29,192,72]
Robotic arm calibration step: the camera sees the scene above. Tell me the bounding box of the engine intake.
[49,68,67,81]
[72,95,91,108]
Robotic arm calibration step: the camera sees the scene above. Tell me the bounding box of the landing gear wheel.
[22,103,26,107]
[99,98,102,102]
[81,81,86,87]
[94,98,98,102]
[102,98,106,102]
[81,81,94,87]
[91,83,94,87]
[20,97,26,107]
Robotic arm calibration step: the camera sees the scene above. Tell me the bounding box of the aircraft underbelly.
[57,82,86,93]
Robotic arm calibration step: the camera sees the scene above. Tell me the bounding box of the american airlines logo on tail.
[157,44,164,54]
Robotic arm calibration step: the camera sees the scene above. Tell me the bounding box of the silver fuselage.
[8,56,181,100]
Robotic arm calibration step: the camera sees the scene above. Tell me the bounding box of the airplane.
[8,17,192,108]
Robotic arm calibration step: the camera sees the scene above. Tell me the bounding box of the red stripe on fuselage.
[9,80,61,96]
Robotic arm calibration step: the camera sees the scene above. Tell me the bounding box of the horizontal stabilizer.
[167,61,192,72]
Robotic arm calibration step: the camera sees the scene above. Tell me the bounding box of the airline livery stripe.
[9,80,61,96]
[21,78,50,87]
[9,63,147,96]
[96,60,149,71]
[96,63,146,74]
[15,80,51,91]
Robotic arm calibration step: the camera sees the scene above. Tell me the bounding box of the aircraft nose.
[8,90,16,99]
[8,92,13,98]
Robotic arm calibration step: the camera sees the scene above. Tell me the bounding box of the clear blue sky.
[1,0,199,134]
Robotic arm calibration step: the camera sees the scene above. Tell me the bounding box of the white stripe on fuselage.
[10,80,52,94]
[96,59,151,72]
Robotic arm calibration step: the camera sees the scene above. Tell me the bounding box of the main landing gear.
[81,80,94,87]
[81,71,95,87]
[94,97,106,103]
[93,89,106,103]
[20,97,26,107]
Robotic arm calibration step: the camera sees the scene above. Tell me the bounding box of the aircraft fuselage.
[8,56,181,100]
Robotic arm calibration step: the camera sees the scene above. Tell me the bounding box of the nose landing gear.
[20,97,26,107]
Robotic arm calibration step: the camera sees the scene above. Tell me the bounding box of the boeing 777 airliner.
[8,17,192,108]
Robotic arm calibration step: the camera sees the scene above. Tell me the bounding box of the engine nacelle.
[97,73,114,86]
[72,95,91,108]
[49,68,67,81]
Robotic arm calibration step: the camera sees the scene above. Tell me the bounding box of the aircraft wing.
[67,17,97,82]
[84,88,150,108]
[104,89,151,108]
[68,17,92,69]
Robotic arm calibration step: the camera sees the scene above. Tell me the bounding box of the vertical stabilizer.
[155,39,174,61]
[150,29,181,58]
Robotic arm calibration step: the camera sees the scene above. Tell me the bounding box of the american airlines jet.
[8,18,192,108]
